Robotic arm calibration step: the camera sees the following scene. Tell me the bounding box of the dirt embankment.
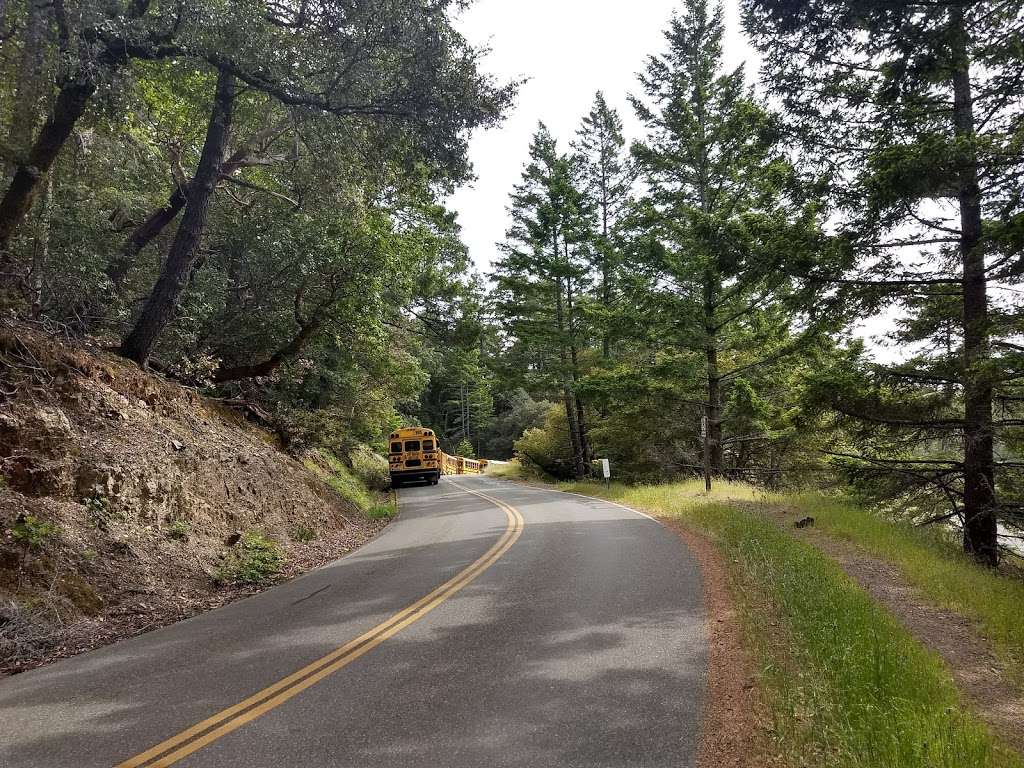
[0,323,384,674]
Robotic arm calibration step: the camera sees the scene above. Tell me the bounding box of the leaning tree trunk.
[0,77,94,257]
[121,68,236,366]
[107,118,289,289]
[951,10,998,566]
[107,186,188,288]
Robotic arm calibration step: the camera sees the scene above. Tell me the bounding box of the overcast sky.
[445,3,912,359]
[447,0,757,273]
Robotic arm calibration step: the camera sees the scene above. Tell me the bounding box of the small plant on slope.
[215,532,284,586]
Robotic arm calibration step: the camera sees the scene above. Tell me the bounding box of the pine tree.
[743,0,1024,564]
[493,124,594,479]
[572,93,634,360]
[631,0,826,491]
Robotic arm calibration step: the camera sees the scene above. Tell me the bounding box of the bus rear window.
[390,442,402,454]
[404,440,421,452]
[423,440,434,451]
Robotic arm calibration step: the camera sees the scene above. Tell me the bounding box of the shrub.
[215,532,284,586]
[292,524,316,542]
[10,515,57,550]
[513,405,574,478]
[167,519,190,541]
[83,493,121,531]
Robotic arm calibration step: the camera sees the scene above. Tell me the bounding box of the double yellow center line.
[117,481,524,768]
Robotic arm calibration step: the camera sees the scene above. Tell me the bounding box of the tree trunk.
[600,180,611,360]
[0,77,94,257]
[565,271,591,469]
[121,68,236,366]
[574,390,591,466]
[107,186,187,288]
[703,272,723,491]
[555,273,585,479]
[108,118,289,289]
[29,173,53,318]
[951,10,998,566]
[213,316,323,382]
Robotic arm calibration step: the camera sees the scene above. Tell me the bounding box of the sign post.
[601,458,610,488]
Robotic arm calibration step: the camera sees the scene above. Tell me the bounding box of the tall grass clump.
[556,480,1021,768]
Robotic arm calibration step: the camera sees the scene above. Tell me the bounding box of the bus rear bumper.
[390,469,441,485]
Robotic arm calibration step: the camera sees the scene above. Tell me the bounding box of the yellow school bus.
[388,427,488,486]
[388,427,442,486]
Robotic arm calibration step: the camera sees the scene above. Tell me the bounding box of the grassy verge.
[304,452,397,520]
[552,479,1022,768]
[554,478,1024,679]
[482,460,530,481]
[785,491,1024,676]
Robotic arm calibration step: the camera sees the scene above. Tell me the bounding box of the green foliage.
[291,525,316,543]
[305,453,374,512]
[167,519,190,542]
[475,390,550,460]
[484,460,528,481]
[492,122,595,478]
[454,438,475,459]
[215,532,284,586]
[513,406,574,479]
[739,0,1024,558]
[10,515,57,551]
[0,0,516,485]
[83,494,121,532]
[348,445,391,492]
[303,451,395,521]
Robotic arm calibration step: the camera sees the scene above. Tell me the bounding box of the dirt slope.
[0,322,382,673]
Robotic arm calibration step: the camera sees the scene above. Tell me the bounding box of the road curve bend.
[0,476,706,768]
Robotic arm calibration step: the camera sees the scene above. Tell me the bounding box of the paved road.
[0,477,706,767]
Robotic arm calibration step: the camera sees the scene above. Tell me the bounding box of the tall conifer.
[744,0,1024,563]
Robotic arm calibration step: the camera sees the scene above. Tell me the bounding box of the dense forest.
[0,0,1021,564]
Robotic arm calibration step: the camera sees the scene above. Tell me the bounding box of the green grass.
[483,460,530,481]
[784,491,1024,677]
[552,480,1022,768]
[304,451,396,520]
[554,478,1024,679]
[366,501,398,520]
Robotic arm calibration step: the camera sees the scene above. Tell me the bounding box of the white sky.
[448,0,756,273]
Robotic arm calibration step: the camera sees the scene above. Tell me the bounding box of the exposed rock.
[0,323,383,675]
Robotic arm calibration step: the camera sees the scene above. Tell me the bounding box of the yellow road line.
[116,480,524,768]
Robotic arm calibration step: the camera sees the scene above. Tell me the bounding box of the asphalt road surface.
[0,476,706,767]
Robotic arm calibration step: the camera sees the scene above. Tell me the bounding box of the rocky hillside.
[0,322,387,674]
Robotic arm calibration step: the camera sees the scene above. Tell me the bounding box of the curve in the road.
[116,481,524,768]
